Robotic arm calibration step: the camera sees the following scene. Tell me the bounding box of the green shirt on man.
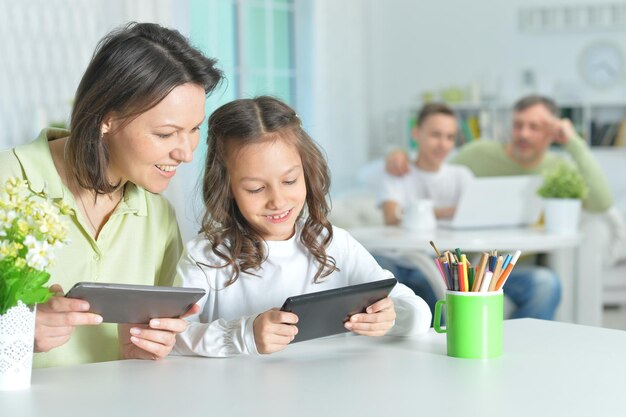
[450,136,612,212]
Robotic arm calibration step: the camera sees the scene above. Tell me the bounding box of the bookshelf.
[403,103,511,150]
[578,103,626,147]
[449,102,510,145]
[432,101,626,148]
[388,100,626,161]
[551,102,626,147]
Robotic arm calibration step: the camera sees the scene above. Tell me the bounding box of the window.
[191,0,295,108]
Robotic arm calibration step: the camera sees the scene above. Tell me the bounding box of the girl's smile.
[264,208,293,223]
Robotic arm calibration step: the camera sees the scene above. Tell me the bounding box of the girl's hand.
[118,304,201,360]
[344,297,396,337]
[34,284,103,353]
[253,308,298,354]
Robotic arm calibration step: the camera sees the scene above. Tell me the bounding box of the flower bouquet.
[0,177,70,390]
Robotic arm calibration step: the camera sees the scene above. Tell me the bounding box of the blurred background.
[1,0,626,241]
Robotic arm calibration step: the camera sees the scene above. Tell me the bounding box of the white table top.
[348,225,580,252]
[2,319,625,417]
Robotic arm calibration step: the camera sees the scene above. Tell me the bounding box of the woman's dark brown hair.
[202,96,337,285]
[66,22,223,194]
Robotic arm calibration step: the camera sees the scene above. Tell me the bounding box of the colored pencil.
[461,254,469,292]
[443,261,452,290]
[457,262,465,291]
[488,256,504,292]
[429,241,442,258]
[452,263,459,291]
[471,252,489,292]
[495,250,522,290]
[480,271,493,292]
[502,254,512,270]
[435,258,449,290]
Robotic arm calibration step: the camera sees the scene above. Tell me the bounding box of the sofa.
[579,149,626,306]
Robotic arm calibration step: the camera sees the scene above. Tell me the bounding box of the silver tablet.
[65,282,206,324]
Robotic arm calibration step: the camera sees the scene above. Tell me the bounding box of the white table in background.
[347,226,593,324]
[2,320,624,417]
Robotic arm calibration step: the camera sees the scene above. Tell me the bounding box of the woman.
[0,22,223,367]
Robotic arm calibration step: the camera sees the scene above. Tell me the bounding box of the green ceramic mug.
[433,290,503,359]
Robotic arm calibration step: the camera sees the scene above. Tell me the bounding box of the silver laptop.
[438,175,543,229]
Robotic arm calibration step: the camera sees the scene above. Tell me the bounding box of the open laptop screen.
[439,175,543,229]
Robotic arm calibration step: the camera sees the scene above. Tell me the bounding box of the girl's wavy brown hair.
[201,96,337,286]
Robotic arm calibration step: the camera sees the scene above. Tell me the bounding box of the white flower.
[23,235,37,249]
[25,238,52,271]
[0,176,68,271]
[0,208,17,231]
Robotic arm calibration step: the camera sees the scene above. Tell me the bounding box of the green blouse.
[0,129,183,368]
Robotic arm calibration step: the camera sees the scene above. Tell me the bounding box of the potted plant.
[537,164,588,235]
[0,177,69,390]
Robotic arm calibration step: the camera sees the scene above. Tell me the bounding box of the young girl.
[174,96,431,357]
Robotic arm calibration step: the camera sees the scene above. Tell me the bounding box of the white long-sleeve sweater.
[173,224,432,357]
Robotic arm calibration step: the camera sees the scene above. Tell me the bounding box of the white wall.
[305,0,370,194]
[0,0,182,151]
[363,0,626,159]
[0,0,106,148]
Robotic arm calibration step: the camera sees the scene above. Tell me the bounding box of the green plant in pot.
[537,164,588,235]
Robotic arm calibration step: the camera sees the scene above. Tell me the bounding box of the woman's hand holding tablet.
[118,304,201,360]
[65,282,206,360]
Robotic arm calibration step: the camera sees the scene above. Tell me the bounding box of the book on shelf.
[600,122,619,147]
[589,120,626,147]
[614,120,626,147]
[459,119,474,144]
[467,116,481,139]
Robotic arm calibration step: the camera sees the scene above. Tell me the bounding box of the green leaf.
[537,164,588,199]
[0,261,52,314]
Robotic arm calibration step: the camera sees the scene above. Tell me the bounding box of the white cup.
[397,199,437,232]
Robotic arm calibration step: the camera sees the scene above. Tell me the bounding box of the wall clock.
[578,41,624,89]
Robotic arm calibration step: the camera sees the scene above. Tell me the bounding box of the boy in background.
[379,103,473,223]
